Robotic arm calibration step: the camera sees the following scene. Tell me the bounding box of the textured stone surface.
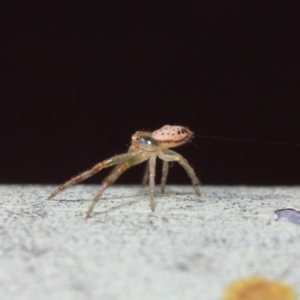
[0,185,299,299]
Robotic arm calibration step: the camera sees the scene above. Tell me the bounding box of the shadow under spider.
[47,188,198,215]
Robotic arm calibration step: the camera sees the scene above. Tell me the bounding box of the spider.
[49,125,201,217]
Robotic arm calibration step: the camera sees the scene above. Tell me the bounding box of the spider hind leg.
[158,150,201,196]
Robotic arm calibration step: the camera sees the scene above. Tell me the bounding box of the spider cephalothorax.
[49,125,200,217]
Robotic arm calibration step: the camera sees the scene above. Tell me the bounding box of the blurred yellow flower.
[223,276,296,300]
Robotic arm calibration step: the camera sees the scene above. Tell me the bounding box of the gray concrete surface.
[1,184,300,300]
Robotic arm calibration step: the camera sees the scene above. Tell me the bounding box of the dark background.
[2,1,300,185]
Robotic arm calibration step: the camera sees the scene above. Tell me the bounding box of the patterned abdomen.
[152,125,193,148]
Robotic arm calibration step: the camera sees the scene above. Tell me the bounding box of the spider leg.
[158,150,201,196]
[86,153,149,217]
[142,161,169,194]
[161,161,169,193]
[141,162,149,185]
[49,151,141,199]
[148,156,157,211]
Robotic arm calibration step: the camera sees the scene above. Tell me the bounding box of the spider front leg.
[158,150,201,196]
[141,162,149,186]
[86,153,149,217]
[48,150,141,199]
[148,156,157,211]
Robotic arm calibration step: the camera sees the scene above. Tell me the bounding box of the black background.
[2,1,300,185]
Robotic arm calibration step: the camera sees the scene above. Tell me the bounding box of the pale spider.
[49,125,201,217]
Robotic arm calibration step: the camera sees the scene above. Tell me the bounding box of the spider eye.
[137,136,159,148]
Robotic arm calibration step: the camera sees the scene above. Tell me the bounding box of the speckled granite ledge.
[0,185,299,300]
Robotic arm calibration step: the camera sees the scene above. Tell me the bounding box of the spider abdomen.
[152,125,193,148]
